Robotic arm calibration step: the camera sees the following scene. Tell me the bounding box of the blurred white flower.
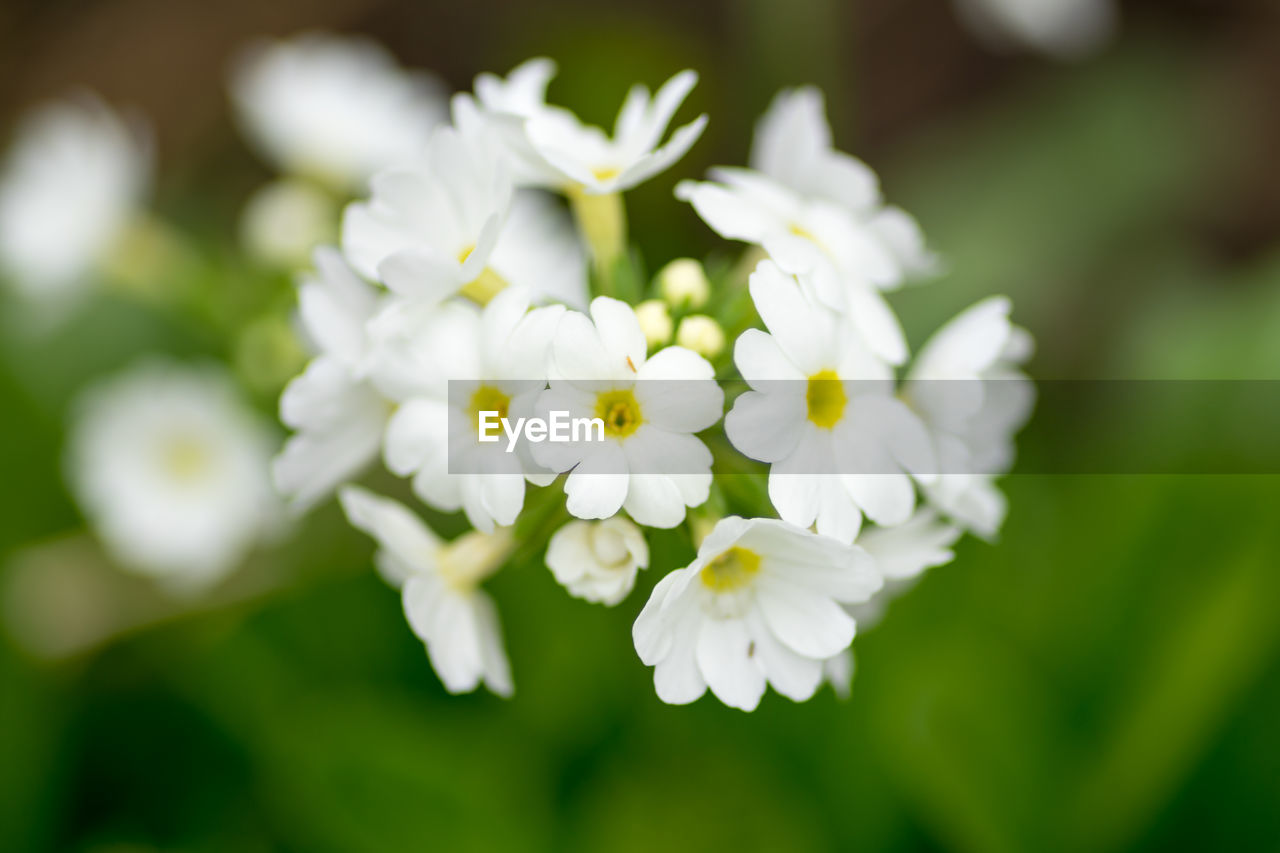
[680,88,937,292]
[67,360,279,594]
[239,177,338,269]
[274,248,390,512]
[230,32,447,191]
[0,94,150,305]
[658,257,710,308]
[824,508,961,696]
[677,166,935,296]
[954,0,1116,59]
[844,508,961,636]
[725,261,935,543]
[340,486,513,696]
[342,127,587,308]
[531,296,723,528]
[633,515,881,710]
[546,517,649,605]
[751,86,880,214]
[753,88,939,283]
[904,296,1034,538]
[451,58,566,187]
[375,286,565,532]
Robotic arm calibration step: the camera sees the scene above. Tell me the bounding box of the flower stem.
[568,188,627,294]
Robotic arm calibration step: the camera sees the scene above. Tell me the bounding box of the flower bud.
[240,178,337,269]
[658,258,710,308]
[675,314,725,358]
[635,299,673,348]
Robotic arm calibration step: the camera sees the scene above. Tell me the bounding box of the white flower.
[274,248,390,512]
[239,177,338,269]
[751,86,880,214]
[472,57,559,117]
[480,66,707,194]
[633,516,881,710]
[66,360,279,593]
[531,296,723,528]
[675,314,726,359]
[451,58,567,187]
[844,508,961,634]
[679,87,937,294]
[339,486,513,696]
[342,127,587,309]
[724,261,935,543]
[677,166,933,299]
[658,257,710,308]
[954,0,1116,59]
[230,32,447,191]
[0,94,150,304]
[375,286,565,533]
[546,518,649,605]
[904,296,1034,538]
[824,508,960,697]
[751,87,940,281]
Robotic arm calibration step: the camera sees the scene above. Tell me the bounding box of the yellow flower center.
[592,166,621,182]
[806,369,847,429]
[455,244,509,305]
[594,389,643,438]
[788,221,818,242]
[161,436,211,483]
[469,385,511,429]
[700,547,762,592]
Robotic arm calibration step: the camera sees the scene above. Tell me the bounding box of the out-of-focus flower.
[342,127,587,308]
[274,248,390,513]
[66,360,279,594]
[675,314,726,359]
[340,486,513,696]
[725,261,935,543]
[240,177,338,269]
[752,87,941,282]
[375,286,565,532]
[824,508,961,696]
[658,257,710,308]
[633,515,880,710]
[954,0,1116,59]
[532,297,723,528]
[680,85,937,295]
[634,299,674,347]
[0,94,150,306]
[677,167,933,295]
[751,87,879,214]
[546,517,649,605]
[230,32,447,192]
[452,58,566,188]
[904,296,1034,538]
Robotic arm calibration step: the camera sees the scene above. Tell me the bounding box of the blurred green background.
[2,0,1280,850]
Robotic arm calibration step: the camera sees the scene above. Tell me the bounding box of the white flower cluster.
[0,36,1031,682]
[264,46,1033,711]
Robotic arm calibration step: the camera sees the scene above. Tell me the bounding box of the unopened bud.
[675,314,726,358]
[635,299,673,348]
[240,178,337,269]
[658,258,710,308]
